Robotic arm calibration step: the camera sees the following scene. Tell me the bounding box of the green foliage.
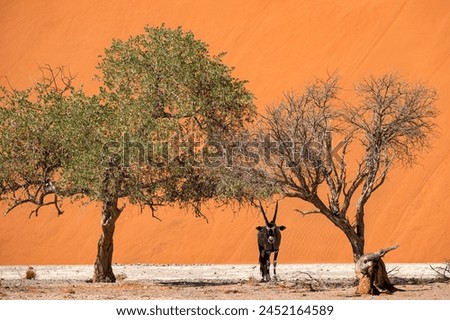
[0,25,255,215]
[0,81,64,190]
[97,25,253,139]
[94,25,255,208]
[0,68,105,211]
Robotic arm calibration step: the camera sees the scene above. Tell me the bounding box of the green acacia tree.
[0,26,254,282]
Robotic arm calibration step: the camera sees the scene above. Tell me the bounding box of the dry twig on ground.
[430,260,450,282]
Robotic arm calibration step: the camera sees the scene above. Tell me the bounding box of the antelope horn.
[259,201,270,225]
[272,201,279,223]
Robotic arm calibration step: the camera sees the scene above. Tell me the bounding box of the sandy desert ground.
[1,264,449,300]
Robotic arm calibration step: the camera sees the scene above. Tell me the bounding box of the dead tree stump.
[355,245,399,295]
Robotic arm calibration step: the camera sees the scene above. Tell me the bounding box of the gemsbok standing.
[256,201,286,282]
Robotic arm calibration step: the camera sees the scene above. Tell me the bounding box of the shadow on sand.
[157,280,241,288]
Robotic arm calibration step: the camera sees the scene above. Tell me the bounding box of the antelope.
[256,201,286,282]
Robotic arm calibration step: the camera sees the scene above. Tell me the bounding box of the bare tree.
[251,73,438,293]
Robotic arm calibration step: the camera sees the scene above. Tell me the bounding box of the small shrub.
[25,266,36,280]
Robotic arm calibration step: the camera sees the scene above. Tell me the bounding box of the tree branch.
[295,209,321,215]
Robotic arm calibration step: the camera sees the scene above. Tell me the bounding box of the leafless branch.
[295,209,321,215]
[0,75,16,91]
[4,199,32,216]
[28,194,63,218]
[3,176,63,217]
[430,260,450,282]
[38,64,76,96]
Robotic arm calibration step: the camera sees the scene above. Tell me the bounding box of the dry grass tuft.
[116,273,128,281]
[246,276,259,285]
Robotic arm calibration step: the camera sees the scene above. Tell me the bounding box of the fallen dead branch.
[430,260,450,282]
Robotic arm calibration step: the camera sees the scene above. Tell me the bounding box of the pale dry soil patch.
[0,264,449,300]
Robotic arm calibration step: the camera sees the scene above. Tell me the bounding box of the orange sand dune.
[1,0,449,265]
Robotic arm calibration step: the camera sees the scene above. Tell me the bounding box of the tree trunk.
[333,217,364,263]
[93,198,122,283]
[348,234,364,263]
[355,245,399,295]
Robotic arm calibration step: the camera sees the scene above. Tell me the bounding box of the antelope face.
[257,201,286,246]
[266,224,277,244]
[256,223,286,245]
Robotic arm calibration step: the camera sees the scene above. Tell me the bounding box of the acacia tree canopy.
[0,25,255,282]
